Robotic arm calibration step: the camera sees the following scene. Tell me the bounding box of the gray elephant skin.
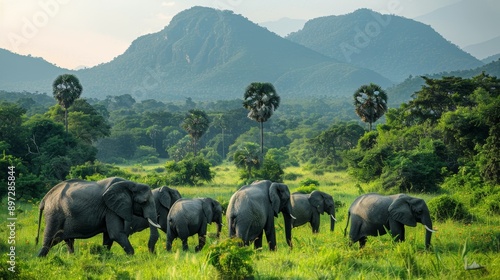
[226,180,294,250]
[104,183,182,250]
[291,190,336,233]
[166,197,223,252]
[35,177,161,257]
[344,193,436,249]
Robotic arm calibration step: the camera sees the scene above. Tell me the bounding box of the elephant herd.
[35,177,436,257]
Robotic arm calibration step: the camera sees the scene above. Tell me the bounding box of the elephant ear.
[308,191,325,214]
[201,198,213,222]
[102,181,134,222]
[388,195,417,227]
[269,183,282,217]
[157,187,172,209]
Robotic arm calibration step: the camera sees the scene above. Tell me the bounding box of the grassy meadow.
[1,164,499,279]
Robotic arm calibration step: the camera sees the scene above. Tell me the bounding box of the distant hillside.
[287,9,483,82]
[464,36,500,60]
[387,59,500,106]
[0,49,72,94]
[259,17,306,37]
[483,54,500,64]
[75,7,390,101]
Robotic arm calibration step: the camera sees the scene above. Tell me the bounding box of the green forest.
[1,73,499,201]
[1,72,500,279]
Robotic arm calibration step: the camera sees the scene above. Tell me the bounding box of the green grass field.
[1,165,499,279]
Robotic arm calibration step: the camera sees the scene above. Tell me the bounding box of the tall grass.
[1,165,498,279]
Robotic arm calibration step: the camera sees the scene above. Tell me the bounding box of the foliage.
[52,74,83,133]
[299,177,320,187]
[164,154,214,186]
[207,238,254,280]
[181,109,210,156]
[242,82,280,154]
[353,83,388,131]
[428,195,470,222]
[233,142,261,180]
[254,156,284,183]
[68,161,130,180]
[293,184,318,194]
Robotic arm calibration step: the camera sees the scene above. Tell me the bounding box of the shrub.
[299,178,320,187]
[206,238,254,279]
[164,155,214,186]
[283,172,302,181]
[485,193,500,215]
[294,185,318,194]
[428,195,469,221]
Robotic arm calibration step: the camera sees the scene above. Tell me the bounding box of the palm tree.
[52,74,83,133]
[353,83,388,131]
[181,109,210,156]
[233,142,261,180]
[242,82,280,154]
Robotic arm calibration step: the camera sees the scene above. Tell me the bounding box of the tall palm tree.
[242,82,280,154]
[181,109,210,156]
[353,83,388,131]
[52,74,83,133]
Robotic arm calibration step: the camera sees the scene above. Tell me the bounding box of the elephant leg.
[359,236,367,248]
[389,221,405,242]
[166,227,176,251]
[103,232,114,250]
[181,238,189,251]
[254,231,263,249]
[264,223,277,251]
[311,213,320,233]
[65,239,75,253]
[195,234,206,252]
[196,223,207,252]
[106,214,134,255]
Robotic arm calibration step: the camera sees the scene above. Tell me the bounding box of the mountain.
[387,59,500,106]
[287,8,483,82]
[414,0,500,51]
[75,6,391,101]
[483,54,500,64]
[259,17,306,37]
[464,36,500,60]
[0,49,72,94]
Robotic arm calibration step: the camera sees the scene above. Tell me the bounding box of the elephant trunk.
[283,203,293,248]
[143,198,160,253]
[421,213,434,249]
[329,214,336,232]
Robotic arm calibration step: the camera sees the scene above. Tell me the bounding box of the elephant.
[103,182,182,250]
[291,190,337,233]
[35,177,161,257]
[226,180,295,250]
[166,197,223,252]
[344,193,436,249]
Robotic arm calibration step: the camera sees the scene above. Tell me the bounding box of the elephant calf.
[166,198,223,252]
[291,190,336,233]
[344,193,436,249]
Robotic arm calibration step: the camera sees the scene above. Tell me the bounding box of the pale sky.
[1,0,496,69]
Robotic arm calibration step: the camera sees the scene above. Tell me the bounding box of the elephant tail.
[344,210,350,237]
[35,199,45,245]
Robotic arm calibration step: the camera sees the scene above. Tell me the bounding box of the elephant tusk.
[424,225,437,233]
[148,218,161,228]
[290,214,297,220]
[330,215,337,222]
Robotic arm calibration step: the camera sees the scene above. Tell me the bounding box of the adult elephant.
[344,193,436,249]
[166,198,223,252]
[226,180,295,250]
[35,177,161,257]
[291,190,337,233]
[103,183,182,250]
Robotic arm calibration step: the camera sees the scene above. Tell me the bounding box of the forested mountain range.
[0,6,493,102]
[286,8,483,82]
[387,58,500,106]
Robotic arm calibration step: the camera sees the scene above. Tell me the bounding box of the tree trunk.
[260,121,264,155]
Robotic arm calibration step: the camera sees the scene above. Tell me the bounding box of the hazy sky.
[0,0,494,69]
